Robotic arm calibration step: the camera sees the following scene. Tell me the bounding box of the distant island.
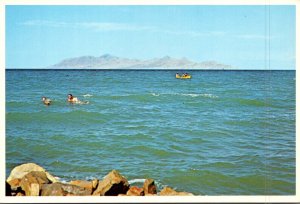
[49,54,232,69]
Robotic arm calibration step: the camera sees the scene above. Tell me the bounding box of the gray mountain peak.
[50,54,232,69]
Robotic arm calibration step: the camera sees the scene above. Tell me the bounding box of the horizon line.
[5,68,295,71]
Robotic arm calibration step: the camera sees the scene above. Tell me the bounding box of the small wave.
[84,175,99,181]
[150,93,160,97]
[150,92,218,98]
[54,176,65,183]
[181,93,199,97]
[83,94,93,98]
[199,93,219,99]
[53,176,69,183]
[128,178,165,191]
[181,93,218,98]
[128,178,146,185]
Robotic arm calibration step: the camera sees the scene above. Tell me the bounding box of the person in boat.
[42,97,51,105]
[67,94,89,104]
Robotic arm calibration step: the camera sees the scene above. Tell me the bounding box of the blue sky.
[6,5,295,69]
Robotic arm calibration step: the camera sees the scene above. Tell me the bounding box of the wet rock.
[126,186,144,196]
[7,163,58,183]
[143,178,157,195]
[20,171,50,196]
[93,170,130,196]
[159,186,194,196]
[41,183,92,196]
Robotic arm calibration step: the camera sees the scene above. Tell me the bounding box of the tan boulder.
[41,183,64,196]
[92,179,99,189]
[6,179,26,196]
[159,186,194,196]
[69,180,93,191]
[27,183,40,196]
[6,163,58,183]
[93,170,130,196]
[143,178,157,195]
[61,183,92,196]
[126,186,144,196]
[20,171,50,196]
[41,183,92,196]
[7,178,21,191]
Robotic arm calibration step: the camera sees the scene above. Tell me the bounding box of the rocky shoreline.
[6,163,194,196]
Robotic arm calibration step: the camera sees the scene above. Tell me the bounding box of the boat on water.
[176,73,192,79]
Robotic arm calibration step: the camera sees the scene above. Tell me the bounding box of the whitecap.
[84,175,98,181]
[54,176,61,180]
[54,177,68,184]
[150,93,160,97]
[199,93,219,99]
[128,178,146,185]
[182,93,199,97]
[83,94,93,98]
[128,178,166,192]
[179,93,218,98]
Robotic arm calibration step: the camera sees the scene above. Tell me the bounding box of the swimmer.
[67,94,89,104]
[42,97,51,105]
[67,94,79,103]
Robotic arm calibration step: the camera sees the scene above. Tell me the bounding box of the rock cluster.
[6,163,194,196]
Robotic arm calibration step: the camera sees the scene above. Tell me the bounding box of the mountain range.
[50,54,232,69]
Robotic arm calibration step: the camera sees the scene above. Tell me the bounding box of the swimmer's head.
[68,94,73,99]
[42,97,46,101]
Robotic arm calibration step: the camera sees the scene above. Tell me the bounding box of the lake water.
[5,69,295,195]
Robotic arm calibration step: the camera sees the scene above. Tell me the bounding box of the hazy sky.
[6,5,295,69]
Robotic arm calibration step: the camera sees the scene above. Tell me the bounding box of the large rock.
[69,180,95,191]
[6,179,26,196]
[126,186,144,196]
[143,178,157,195]
[6,163,58,183]
[41,183,92,196]
[41,183,64,196]
[92,170,130,196]
[92,179,99,190]
[159,186,194,196]
[20,171,50,196]
[7,178,21,191]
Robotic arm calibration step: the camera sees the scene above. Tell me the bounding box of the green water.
[6,70,295,195]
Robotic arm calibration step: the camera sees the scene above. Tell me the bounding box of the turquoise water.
[6,70,295,195]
